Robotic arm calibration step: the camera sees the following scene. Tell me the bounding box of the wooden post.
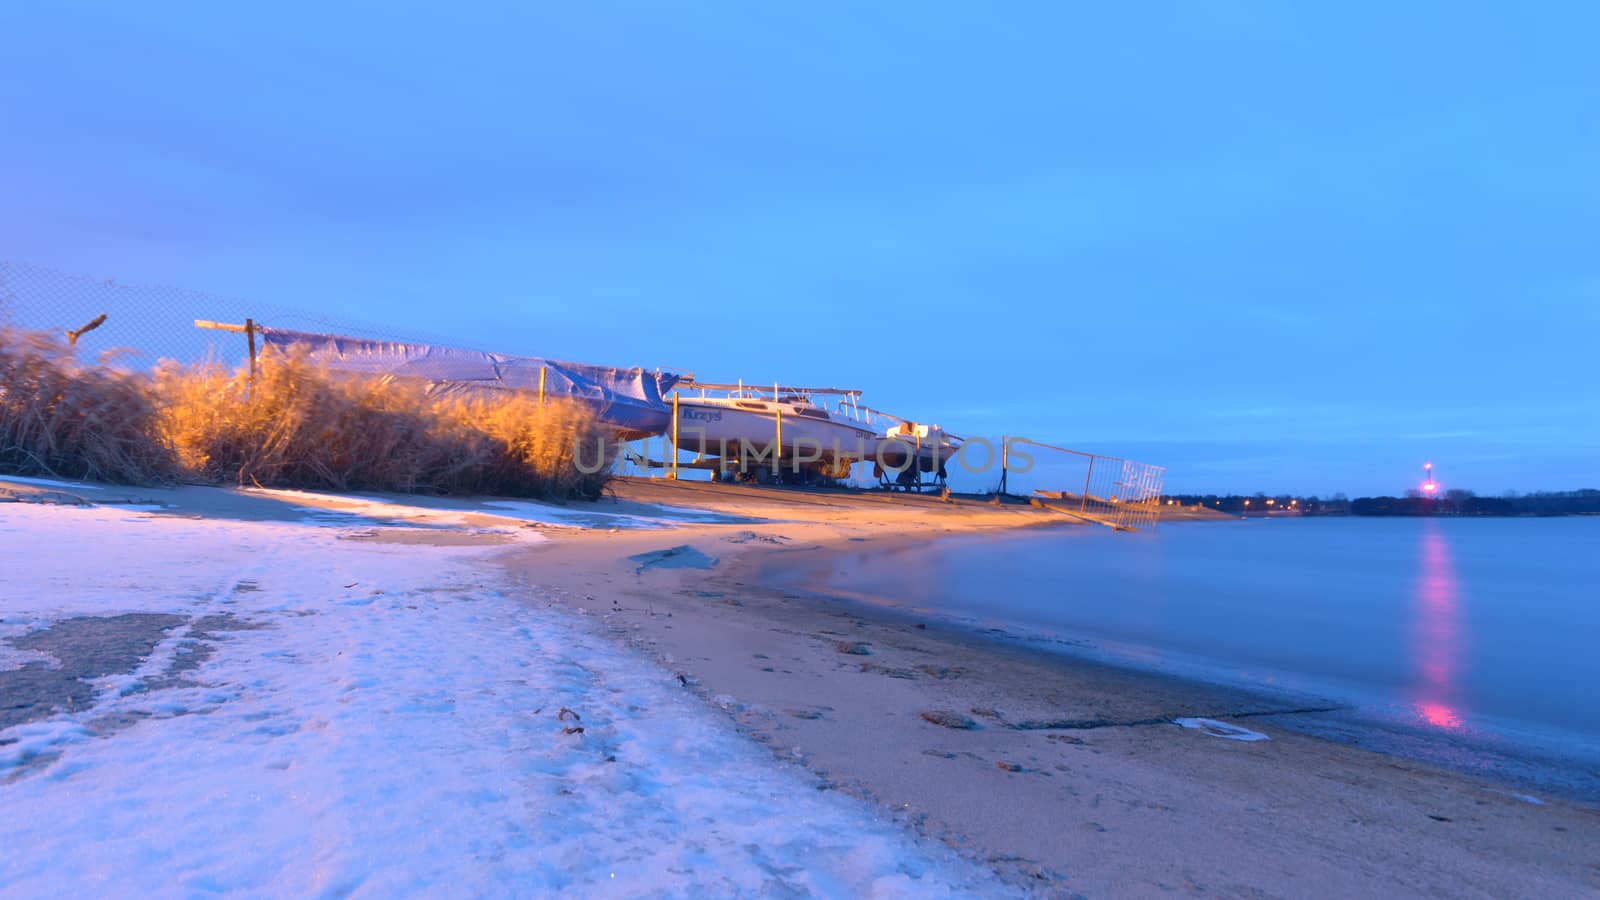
[195,319,263,397]
[65,314,107,347]
[1000,436,1009,495]
[538,366,547,405]
[245,318,258,394]
[774,408,782,477]
[670,392,679,481]
[915,430,922,491]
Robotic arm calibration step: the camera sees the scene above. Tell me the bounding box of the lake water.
[776,517,1600,789]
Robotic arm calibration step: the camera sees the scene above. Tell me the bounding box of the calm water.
[777,517,1600,770]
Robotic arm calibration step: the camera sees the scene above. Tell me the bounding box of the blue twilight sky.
[2,3,1596,496]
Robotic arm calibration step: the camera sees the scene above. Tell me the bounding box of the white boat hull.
[673,401,877,468]
[873,436,959,474]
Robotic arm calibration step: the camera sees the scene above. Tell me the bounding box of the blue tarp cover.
[259,328,682,438]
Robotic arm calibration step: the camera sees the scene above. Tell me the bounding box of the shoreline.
[758,525,1600,797]
[757,528,1600,806]
[494,479,1600,895]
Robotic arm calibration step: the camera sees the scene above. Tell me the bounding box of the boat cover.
[258,328,683,438]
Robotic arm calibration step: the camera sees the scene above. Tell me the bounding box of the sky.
[2,3,1596,495]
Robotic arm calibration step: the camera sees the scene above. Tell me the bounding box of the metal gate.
[999,437,1166,531]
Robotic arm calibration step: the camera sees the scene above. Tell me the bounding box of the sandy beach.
[3,475,1596,896]
[499,479,1600,896]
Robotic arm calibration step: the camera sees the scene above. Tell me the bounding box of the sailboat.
[671,382,878,482]
[859,407,963,488]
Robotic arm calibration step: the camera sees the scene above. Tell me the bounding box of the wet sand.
[503,478,1600,896]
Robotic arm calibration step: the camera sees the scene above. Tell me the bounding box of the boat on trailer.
[862,409,963,489]
[671,382,879,483]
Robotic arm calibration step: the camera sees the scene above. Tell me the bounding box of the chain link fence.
[0,260,682,481]
[2,259,1168,526]
[998,437,1166,531]
[0,260,483,370]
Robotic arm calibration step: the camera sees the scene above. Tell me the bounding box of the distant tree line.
[1168,494,1348,514]
[1167,489,1600,517]
[1347,494,1515,516]
[1484,489,1600,516]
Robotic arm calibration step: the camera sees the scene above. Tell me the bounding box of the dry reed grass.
[157,349,613,499]
[0,327,176,484]
[446,393,613,500]
[0,330,613,499]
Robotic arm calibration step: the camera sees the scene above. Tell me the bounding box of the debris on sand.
[859,663,918,679]
[722,531,790,545]
[684,589,740,606]
[1173,717,1269,741]
[834,641,873,656]
[628,545,719,574]
[920,710,980,730]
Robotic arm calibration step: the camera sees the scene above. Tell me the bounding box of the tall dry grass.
[0,327,176,484]
[0,331,614,499]
[449,393,614,500]
[156,349,613,499]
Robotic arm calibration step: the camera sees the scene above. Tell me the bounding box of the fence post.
[66,313,107,347]
[774,408,782,477]
[914,430,922,491]
[538,366,546,406]
[670,392,679,480]
[999,436,1009,495]
[1081,456,1094,513]
[245,318,258,396]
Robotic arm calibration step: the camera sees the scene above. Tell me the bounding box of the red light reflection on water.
[1411,525,1464,730]
[1417,701,1463,729]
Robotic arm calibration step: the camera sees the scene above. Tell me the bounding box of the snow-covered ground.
[0,498,1004,896]
[248,487,754,531]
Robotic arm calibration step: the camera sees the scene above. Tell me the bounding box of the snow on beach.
[0,495,1003,896]
[247,487,755,531]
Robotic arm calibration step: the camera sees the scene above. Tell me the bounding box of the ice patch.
[0,475,104,491]
[0,646,59,673]
[245,488,733,532]
[1174,717,1271,741]
[1487,788,1546,806]
[629,545,720,573]
[483,500,746,529]
[246,489,480,529]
